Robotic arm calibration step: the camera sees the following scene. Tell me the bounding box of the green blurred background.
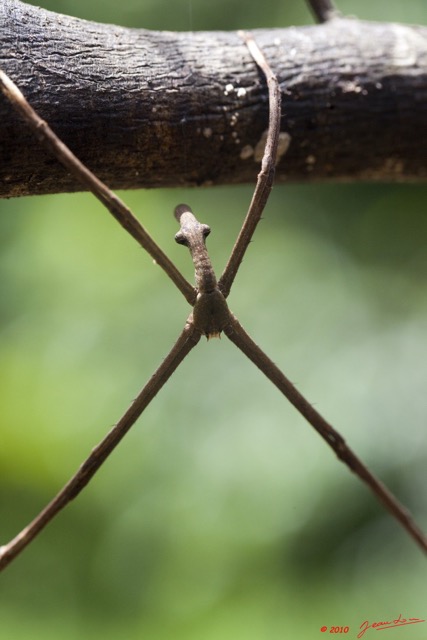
[1,1,426,638]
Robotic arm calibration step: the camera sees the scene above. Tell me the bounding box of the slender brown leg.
[0,320,201,571]
[0,69,196,305]
[224,315,427,554]
[218,31,282,298]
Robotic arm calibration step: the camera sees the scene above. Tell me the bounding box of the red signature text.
[358,614,425,638]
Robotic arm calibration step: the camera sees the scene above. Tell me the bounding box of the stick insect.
[0,26,426,571]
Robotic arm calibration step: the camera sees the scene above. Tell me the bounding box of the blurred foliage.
[1,1,426,639]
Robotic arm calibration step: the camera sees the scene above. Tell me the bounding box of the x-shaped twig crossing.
[0,31,426,570]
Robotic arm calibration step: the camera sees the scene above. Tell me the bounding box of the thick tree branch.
[1,0,427,197]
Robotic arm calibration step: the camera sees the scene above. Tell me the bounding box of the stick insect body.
[0,28,425,571]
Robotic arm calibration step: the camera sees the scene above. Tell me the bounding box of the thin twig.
[218,31,282,298]
[0,321,201,571]
[224,316,427,554]
[0,69,196,306]
[306,0,341,23]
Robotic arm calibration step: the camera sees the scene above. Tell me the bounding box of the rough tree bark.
[1,0,427,197]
